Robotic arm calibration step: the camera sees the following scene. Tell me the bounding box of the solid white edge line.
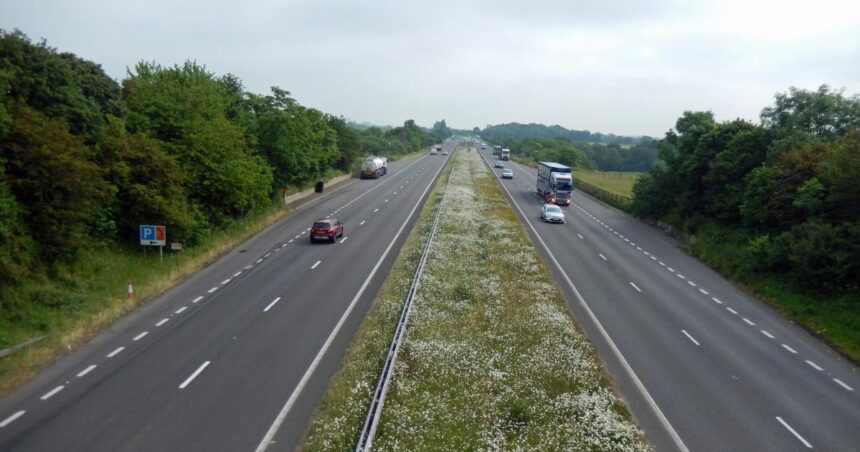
[106,346,125,358]
[255,153,447,452]
[179,361,211,389]
[776,416,813,449]
[133,331,148,341]
[311,260,321,269]
[192,296,204,303]
[41,385,64,400]
[833,378,854,391]
[0,410,25,428]
[77,364,97,377]
[681,330,701,346]
[264,297,281,312]
[629,282,642,293]
[481,153,690,452]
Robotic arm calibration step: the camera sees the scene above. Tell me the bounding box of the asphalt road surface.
[480,147,859,452]
[0,144,454,452]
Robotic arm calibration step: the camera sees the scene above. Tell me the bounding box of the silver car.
[501,168,513,179]
[540,204,566,223]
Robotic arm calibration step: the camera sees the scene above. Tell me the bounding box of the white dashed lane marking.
[761,330,775,339]
[264,297,281,312]
[133,331,148,341]
[805,360,823,371]
[175,306,188,315]
[179,361,211,389]
[40,385,64,400]
[76,364,97,377]
[629,282,642,293]
[682,330,701,346]
[192,296,203,303]
[106,346,125,358]
[834,379,854,391]
[1,411,26,428]
[311,260,321,270]
[156,318,169,327]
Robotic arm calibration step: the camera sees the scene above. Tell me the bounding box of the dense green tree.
[327,115,362,171]
[431,119,452,140]
[0,30,120,144]
[97,117,197,243]
[123,61,272,227]
[818,131,860,222]
[1,101,108,262]
[0,157,34,284]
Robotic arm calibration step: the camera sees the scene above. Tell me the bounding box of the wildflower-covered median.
[304,148,650,451]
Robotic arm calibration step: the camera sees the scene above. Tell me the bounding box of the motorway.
[479,147,860,451]
[0,144,453,451]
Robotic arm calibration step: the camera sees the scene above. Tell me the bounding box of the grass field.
[574,169,641,198]
[303,147,648,451]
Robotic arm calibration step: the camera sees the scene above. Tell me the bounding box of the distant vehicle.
[480,144,486,150]
[493,145,502,156]
[310,219,343,243]
[537,161,573,206]
[360,156,388,178]
[430,148,438,155]
[494,162,504,168]
[540,204,566,223]
[501,168,513,179]
[500,148,510,160]
[441,149,449,155]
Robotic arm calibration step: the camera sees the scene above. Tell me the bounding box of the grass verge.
[689,224,860,362]
[303,148,649,450]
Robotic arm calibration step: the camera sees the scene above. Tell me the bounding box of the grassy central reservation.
[303,147,649,451]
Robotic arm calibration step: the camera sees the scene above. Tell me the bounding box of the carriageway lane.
[483,150,859,451]
[0,146,454,451]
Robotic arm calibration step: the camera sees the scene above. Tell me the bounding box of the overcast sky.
[2,0,858,136]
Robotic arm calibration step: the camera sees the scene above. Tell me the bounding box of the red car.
[310,218,344,243]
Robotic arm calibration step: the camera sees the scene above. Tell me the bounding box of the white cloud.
[1,0,858,135]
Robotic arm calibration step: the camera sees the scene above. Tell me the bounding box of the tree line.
[632,85,860,292]
[0,30,440,287]
[478,123,659,171]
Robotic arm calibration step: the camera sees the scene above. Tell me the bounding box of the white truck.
[500,148,511,160]
[361,156,388,179]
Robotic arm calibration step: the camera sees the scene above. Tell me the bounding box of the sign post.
[140,225,167,261]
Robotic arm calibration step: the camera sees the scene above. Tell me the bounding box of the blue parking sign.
[140,225,166,246]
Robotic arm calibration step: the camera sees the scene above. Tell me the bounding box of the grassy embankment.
[0,152,425,397]
[304,148,649,450]
[689,224,860,361]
